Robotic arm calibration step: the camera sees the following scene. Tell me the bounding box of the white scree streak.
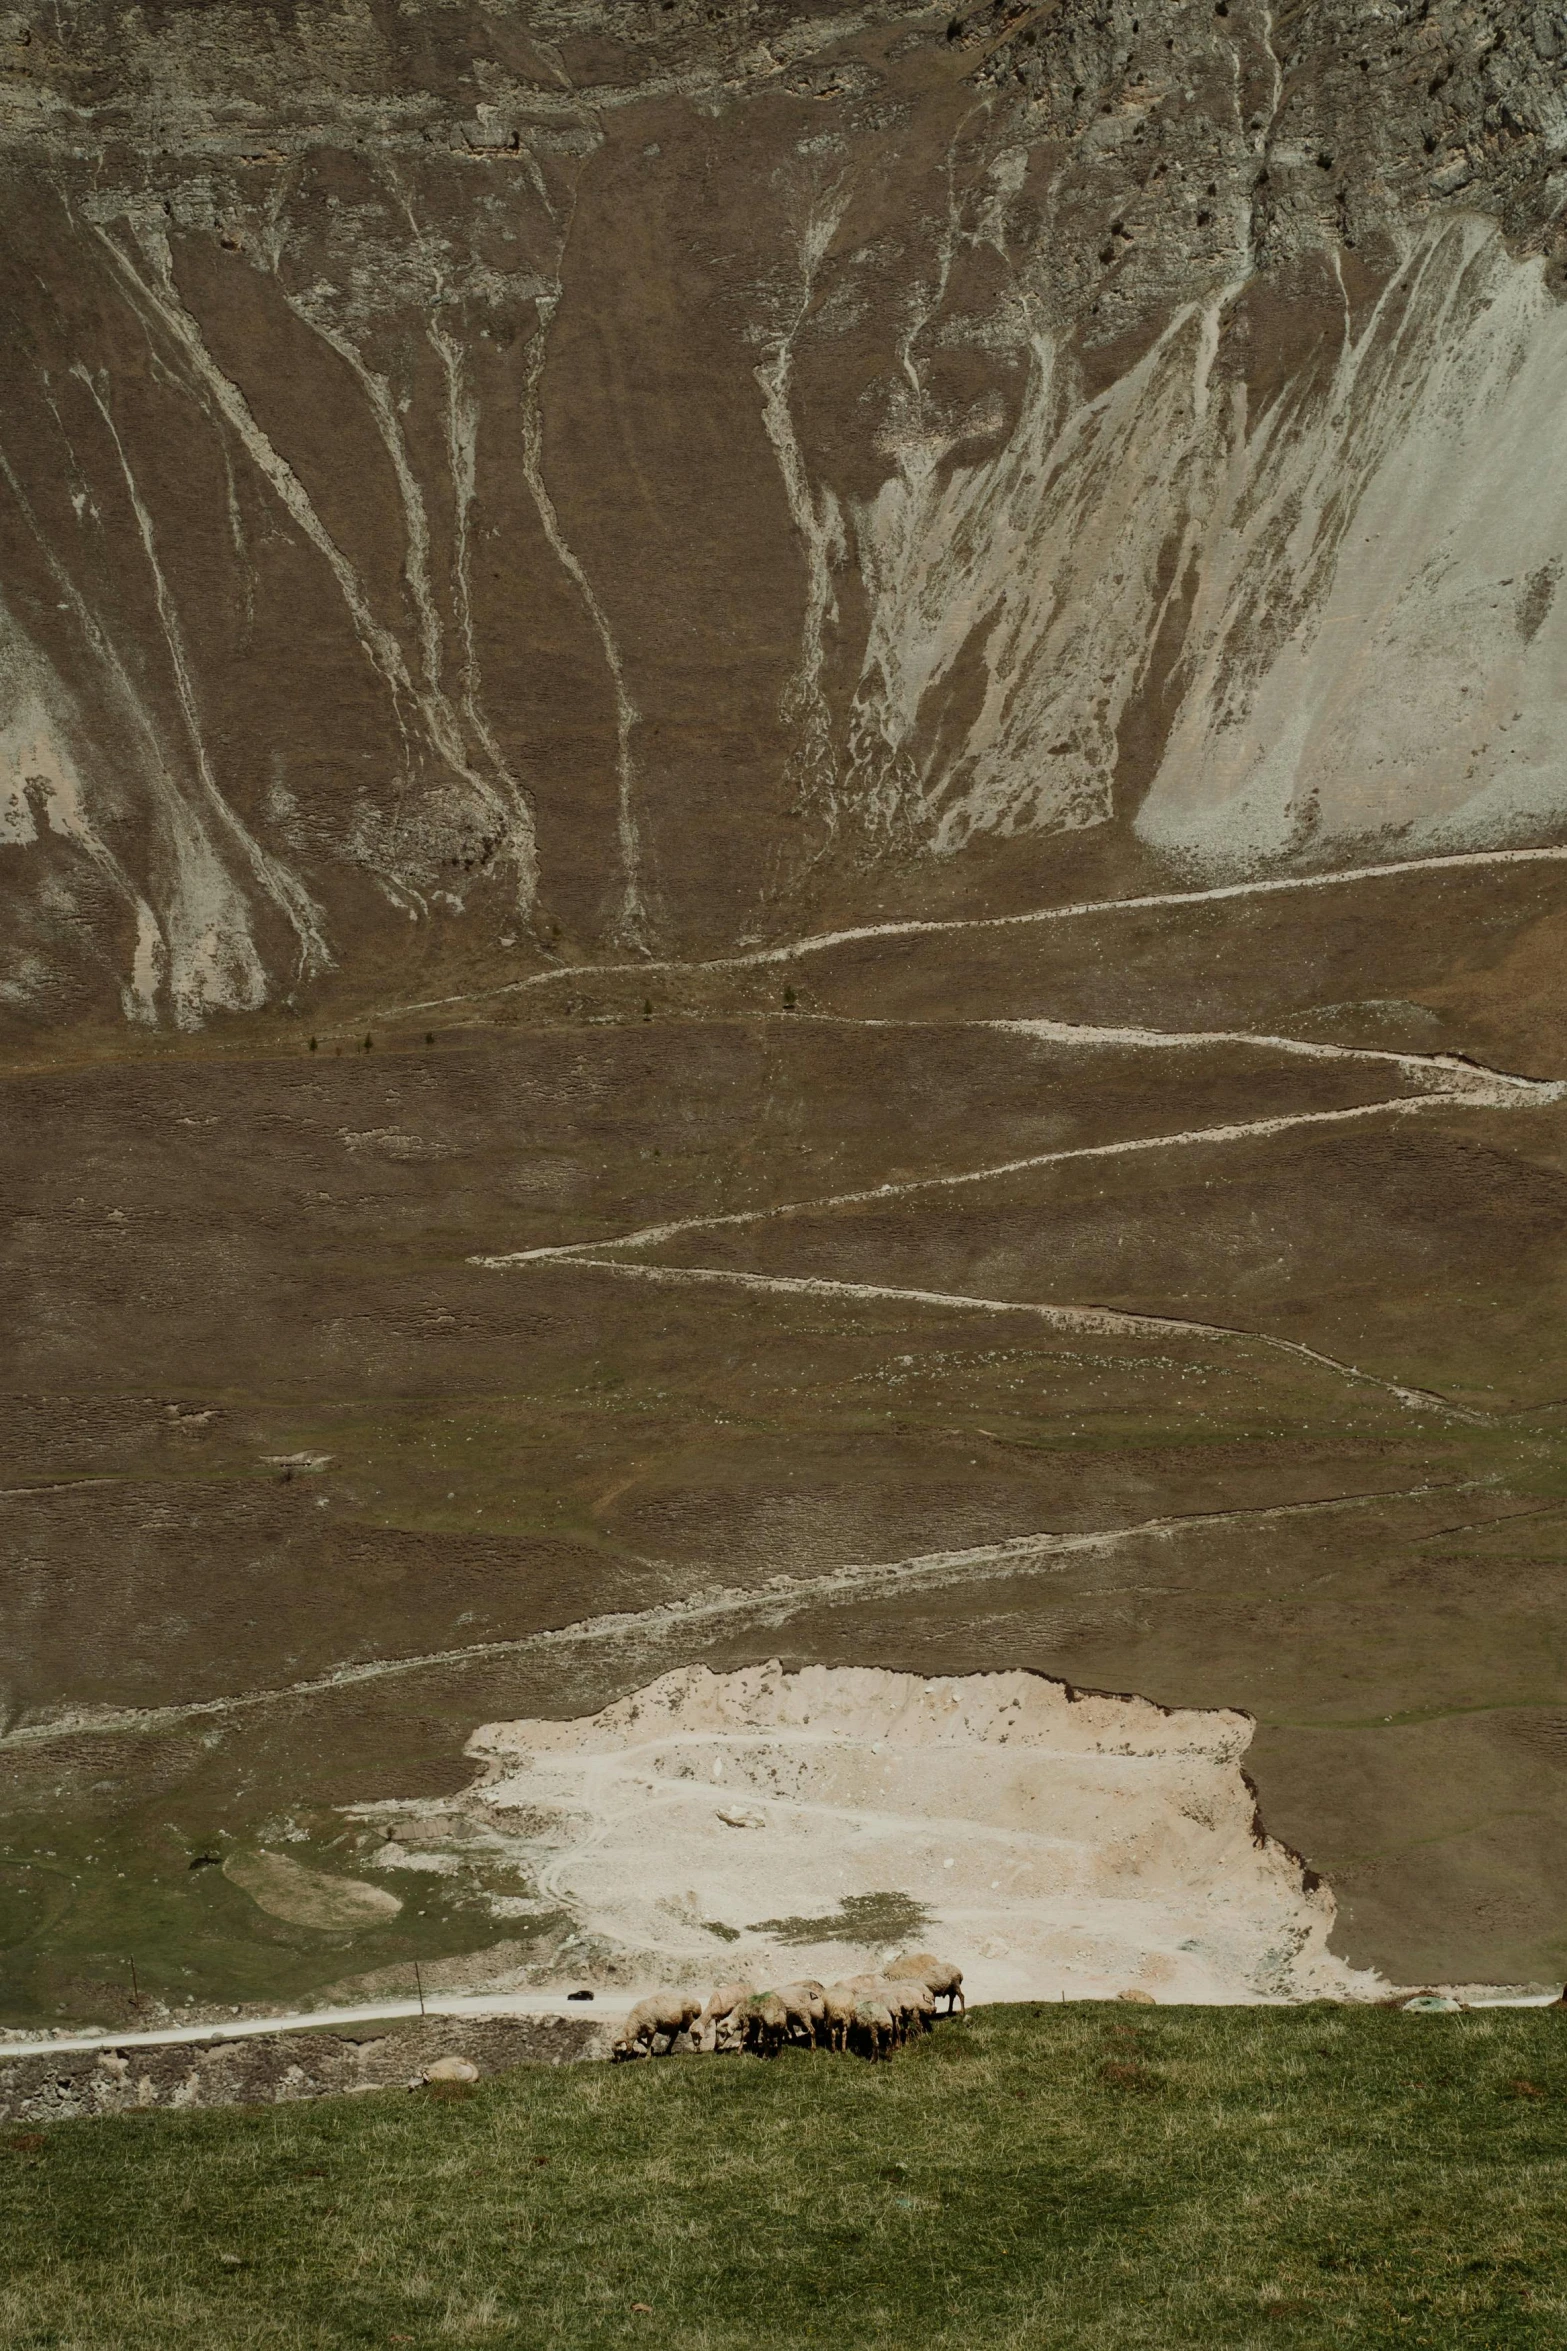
[784,217,1567,862]
[91,220,539,921]
[755,182,851,843]
[516,154,649,953]
[0,1482,1475,1752]
[0,610,164,1023]
[1137,221,1567,870]
[0,437,274,1025]
[275,288,536,901]
[427,309,537,879]
[72,365,332,982]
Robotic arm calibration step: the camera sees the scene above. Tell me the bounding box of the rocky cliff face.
[3,0,1565,1027]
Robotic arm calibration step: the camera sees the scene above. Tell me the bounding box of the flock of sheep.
[612,1950,966,2063]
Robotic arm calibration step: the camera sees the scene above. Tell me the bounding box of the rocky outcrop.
[2,0,1563,1027]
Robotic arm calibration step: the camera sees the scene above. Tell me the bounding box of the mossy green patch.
[747,1892,933,1947]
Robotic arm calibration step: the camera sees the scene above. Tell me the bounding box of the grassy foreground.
[3,2004,1566,2349]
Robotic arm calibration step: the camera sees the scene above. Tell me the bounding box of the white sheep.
[740,1990,790,2057]
[820,1983,858,2053]
[612,1989,702,2060]
[886,1951,965,2012]
[775,1980,828,2045]
[851,1994,895,2060]
[697,1979,754,2053]
[885,1978,935,2035]
[838,1973,909,2048]
[683,1955,962,2064]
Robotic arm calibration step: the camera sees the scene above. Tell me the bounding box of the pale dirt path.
[2,1979,1552,2063]
[0,1990,630,2063]
[377,842,1567,1021]
[989,1021,1529,1082]
[494,1256,1480,1419]
[477,1079,1557,1274]
[0,1483,1472,1752]
[473,1056,1559,1418]
[439,1011,1558,1420]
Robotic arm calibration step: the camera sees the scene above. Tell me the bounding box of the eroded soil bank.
[0,2013,605,2127]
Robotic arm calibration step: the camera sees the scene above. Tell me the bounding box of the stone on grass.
[424,2056,480,2083]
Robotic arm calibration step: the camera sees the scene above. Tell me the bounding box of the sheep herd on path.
[612,1950,966,2064]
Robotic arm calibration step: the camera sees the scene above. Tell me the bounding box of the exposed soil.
[366,1661,1378,2006]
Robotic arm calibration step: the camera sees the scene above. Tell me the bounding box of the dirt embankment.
[0,2015,607,2129]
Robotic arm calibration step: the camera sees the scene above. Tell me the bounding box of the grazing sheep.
[820,1983,858,2053]
[886,1951,965,2012]
[775,1981,828,2045]
[685,1962,956,2064]
[851,1995,895,2061]
[740,1990,790,2058]
[612,1990,702,2060]
[711,2006,749,2054]
[697,1979,754,2053]
[800,1979,830,2034]
[886,1978,935,2036]
[836,1974,910,2047]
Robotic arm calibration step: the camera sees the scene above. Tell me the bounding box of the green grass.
[4,2006,1567,2348]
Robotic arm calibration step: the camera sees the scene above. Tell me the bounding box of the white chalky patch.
[381,1662,1384,2005]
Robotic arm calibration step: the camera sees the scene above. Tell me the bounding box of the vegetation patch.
[746,1891,933,1946]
